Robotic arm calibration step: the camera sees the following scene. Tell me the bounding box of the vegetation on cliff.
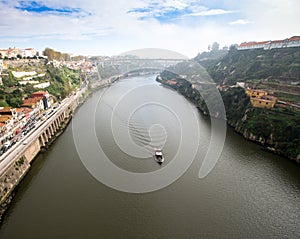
[203,47,300,85]
[45,65,81,99]
[158,69,300,162]
[221,87,300,161]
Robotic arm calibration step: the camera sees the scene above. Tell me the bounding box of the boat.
[154,149,164,165]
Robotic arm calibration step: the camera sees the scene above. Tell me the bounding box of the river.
[0,75,299,238]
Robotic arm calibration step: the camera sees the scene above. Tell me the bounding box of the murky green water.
[0,76,299,239]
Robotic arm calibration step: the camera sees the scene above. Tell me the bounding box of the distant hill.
[201,47,300,85]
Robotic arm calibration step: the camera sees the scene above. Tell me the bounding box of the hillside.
[0,60,82,107]
[194,49,228,68]
[203,47,300,86]
[157,59,300,163]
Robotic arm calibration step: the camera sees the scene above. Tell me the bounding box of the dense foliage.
[221,87,250,124]
[45,65,81,99]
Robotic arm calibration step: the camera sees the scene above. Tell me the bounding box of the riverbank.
[156,74,300,164]
[0,86,91,222]
[0,116,71,222]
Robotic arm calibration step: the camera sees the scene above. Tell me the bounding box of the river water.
[0,75,299,238]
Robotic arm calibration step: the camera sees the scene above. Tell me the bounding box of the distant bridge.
[97,58,187,80]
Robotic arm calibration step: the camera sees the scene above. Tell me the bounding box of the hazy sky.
[0,0,299,57]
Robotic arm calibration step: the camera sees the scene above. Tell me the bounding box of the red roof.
[271,40,284,44]
[0,115,12,123]
[166,80,177,85]
[22,97,43,107]
[255,41,269,45]
[31,91,48,98]
[0,107,12,113]
[22,108,33,114]
[289,36,300,41]
[239,36,300,47]
[239,42,257,47]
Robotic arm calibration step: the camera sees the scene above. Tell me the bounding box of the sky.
[0,0,299,58]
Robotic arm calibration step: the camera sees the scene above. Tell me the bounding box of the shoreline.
[157,77,300,164]
[0,74,120,223]
[0,85,94,222]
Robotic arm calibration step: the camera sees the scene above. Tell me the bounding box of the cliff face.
[221,87,300,163]
[193,47,300,162]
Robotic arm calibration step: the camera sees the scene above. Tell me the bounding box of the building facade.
[238,36,300,50]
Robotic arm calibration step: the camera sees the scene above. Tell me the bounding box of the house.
[166,79,177,85]
[8,47,22,58]
[31,91,51,109]
[0,49,8,58]
[0,115,14,133]
[22,97,44,111]
[250,97,277,109]
[246,89,268,98]
[245,89,278,109]
[0,107,17,120]
[24,48,36,58]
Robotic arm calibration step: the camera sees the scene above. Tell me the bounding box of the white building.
[238,36,300,50]
[23,48,36,58]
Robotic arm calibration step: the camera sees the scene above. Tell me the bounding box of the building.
[0,107,17,120]
[30,91,51,109]
[7,47,22,58]
[22,97,44,111]
[166,79,178,85]
[0,115,14,134]
[23,48,36,58]
[0,47,37,58]
[250,96,278,109]
[238,36,300,50]
[0,49,8,58]
[246,89,268,98]
[245,89,278,109]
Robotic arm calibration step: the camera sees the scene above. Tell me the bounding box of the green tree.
[3,71,18,87]
[211,42,220,51]
[43,48,55,61]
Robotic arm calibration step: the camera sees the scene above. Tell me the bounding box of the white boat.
[154,149,164,165]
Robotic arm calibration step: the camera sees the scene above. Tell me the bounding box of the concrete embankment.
[0,89,86,221]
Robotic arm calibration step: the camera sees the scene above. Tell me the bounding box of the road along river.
[0,75,299,238]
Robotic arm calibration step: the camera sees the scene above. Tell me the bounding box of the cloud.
[14,1,82,15]
[0,0,299,57]
[128,1,233,22]
[229,19,252,25]
[187,9,233,17]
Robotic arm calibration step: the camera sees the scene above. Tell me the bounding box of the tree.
[6,89,23,107]
[229,44,238,51]
[3,72,18,87]
[43,48,55,61]
[211,42,220,51]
